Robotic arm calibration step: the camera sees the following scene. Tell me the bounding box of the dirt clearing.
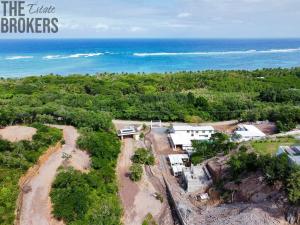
[0,126,37,142]
[117,137,163,225]
[18,126,90,225]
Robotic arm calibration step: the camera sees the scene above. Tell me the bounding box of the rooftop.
[277,145,300,166]
[170,133,212,147]
[170,133,193,147]
[171,165,186,174]
[168,154,189,165]
[235,124,266,137]
[172,125,214,132]
[117,126,138,136]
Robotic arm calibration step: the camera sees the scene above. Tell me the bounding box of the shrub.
[130,163,143,182]
[184,115,203,124]
[0,139,12,152]
[154,192,164,203]
[132,148,155,166]
[142,213,157,225]
[287,167,300,205]
[50,169,90,223]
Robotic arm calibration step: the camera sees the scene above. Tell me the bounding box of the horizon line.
[1,37,300,40]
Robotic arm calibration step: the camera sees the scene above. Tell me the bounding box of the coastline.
[1,38,300,77]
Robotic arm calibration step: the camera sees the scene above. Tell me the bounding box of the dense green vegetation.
[0,68,299,131]
[51,129,122,225]
[132,148,155,166]
[129,163,143,182]
[191,133,236,165]
[228,151,300,205]
[287,168,300,205]
[50,169,90,223]
[0,68,299,224]
[0,124,62,225]
[129,148,155,182]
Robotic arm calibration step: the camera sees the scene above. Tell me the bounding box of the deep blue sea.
[1,39,300,77]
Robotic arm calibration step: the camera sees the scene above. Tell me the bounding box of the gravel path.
[19,126,90,225]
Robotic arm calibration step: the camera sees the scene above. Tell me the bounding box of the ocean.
[0,38,300,77]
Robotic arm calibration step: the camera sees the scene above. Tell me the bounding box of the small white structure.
[151,120,162,128]
[277,146,300,166]
[199,193,210,201]
[117,126,139,140]
[183,165,213,193]
[233,124,266,142]
[169,125,215,153]
[168,154,189,176]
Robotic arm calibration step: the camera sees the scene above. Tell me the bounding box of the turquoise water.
[0,39,300,77]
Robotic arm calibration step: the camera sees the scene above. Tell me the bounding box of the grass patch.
[142,213,157,225]
[252,137,300,155]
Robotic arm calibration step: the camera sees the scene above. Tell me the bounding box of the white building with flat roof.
[168,154,189,176]
[169,125,215,153]
[233,124,266,142]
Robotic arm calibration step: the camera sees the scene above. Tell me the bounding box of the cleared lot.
[19,126,90,225]
[117,138,163,225]
[0,126,36,142]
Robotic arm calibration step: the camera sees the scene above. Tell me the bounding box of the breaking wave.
[133,48,300,57]
[43,53,103,60]
[5,56,34,60]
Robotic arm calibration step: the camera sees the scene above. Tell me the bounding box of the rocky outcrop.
[206,155,230,182]
[286,207,300,224]
[224,172,283,203]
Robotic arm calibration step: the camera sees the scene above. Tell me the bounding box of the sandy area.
[0,126,37,142]
[63,148,91,173]
[19,126,90,225]
[255,122,277,135]
[117,137,162,225]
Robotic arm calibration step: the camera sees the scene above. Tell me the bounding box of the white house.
[233,124,266,142]
[168,154,189,176]
[169,125,215,153]
[277,146,300,166]
[183,165,213,193]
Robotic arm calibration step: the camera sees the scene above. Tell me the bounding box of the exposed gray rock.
[286,207,300,224]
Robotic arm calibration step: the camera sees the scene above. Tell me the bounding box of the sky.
[1,0,300,38]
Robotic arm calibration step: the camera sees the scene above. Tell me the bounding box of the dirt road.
[19,126,90,225]
[113,119,238,128]
[117,137,163,225]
